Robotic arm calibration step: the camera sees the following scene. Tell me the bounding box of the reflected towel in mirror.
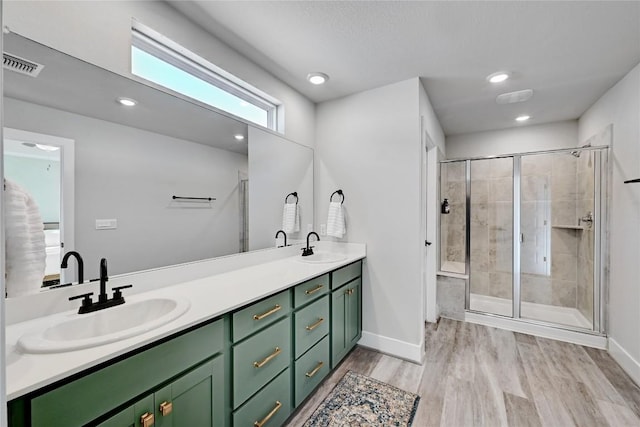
[5,179,46,297]
[282,202,300,233]
[327,201,346,238]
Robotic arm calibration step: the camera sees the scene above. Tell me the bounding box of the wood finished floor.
[286,318,640,427]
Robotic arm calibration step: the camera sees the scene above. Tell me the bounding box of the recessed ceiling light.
[234,134,245,141]
[487,72,510,83]
[515,115,531,122]
[117,97,137,107]
[307,72,329,85]
[35,144,60,152]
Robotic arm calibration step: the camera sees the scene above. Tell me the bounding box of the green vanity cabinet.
[8,259,363,427]
[331,276,362,368]
[96,355,224,427]
[10,318,226,427]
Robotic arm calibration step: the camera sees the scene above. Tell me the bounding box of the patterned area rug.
[303,371,420,426]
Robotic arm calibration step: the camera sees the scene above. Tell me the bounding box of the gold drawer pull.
[305,317,325,331]
[305,361,324,378]
[344,288,354,296]
[254,401,282,427]
[254,347,282,368]
[159,401,173,416]
[140,412,155,427]
[305,284,324,295]
[253,304,282,321]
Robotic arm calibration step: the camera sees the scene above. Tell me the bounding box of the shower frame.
[439,145,610,335]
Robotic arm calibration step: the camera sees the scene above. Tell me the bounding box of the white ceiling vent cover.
[3,52,45,77]
[496,89,533,105]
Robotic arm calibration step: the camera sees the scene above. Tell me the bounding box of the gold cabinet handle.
[253,304,282,321]
[305,317,325,331]
[344,288,354,296]
[254,347,281,368]
[305,284,324,295]
[159,401,173,416]
[140,412,155,427]
[254,401,282,427]
[305,361,324,378]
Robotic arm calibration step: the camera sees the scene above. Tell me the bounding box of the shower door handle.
[520,233,524,243]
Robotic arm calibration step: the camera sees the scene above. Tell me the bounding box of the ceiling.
[170,1,640,135]
[4,32,249,155]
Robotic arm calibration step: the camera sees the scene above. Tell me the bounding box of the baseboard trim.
[464,312,607,349]
[358,331,423,364]
[608,338,640,386]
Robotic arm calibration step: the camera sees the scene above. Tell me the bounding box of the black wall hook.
[330,189,345,204]
[285,192,298,203]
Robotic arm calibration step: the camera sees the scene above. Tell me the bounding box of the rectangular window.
[131,23,279,129]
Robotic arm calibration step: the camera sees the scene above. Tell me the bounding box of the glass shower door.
[468,157,513,316]
[519,151,597,329]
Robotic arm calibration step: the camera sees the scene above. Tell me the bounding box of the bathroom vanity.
[6,245,364,427]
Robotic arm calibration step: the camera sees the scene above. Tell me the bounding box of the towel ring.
[330,189,345,204]
[285,192,298,204]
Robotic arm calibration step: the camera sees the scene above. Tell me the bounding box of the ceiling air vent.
[3,52,44,77]
[496,89,533,105]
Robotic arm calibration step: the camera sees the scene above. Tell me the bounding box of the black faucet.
[302,232,320,256]
[69,258,132,314]
[99,258,109,302]
[61,251,84,284]
[275,230,288,247]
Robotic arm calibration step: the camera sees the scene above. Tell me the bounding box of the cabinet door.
[331,278,362,368]
[154,355,225,427]
[97,395,154,427]
[331,285,348,368]
[345,278,362,348]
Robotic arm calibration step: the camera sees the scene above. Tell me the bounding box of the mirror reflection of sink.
[297,252,347,264]
[18,297,190,354]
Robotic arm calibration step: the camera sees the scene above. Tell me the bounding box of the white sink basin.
[18,297,190,354]
[297,252,347,264]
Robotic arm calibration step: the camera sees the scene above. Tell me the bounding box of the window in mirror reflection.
[131,24,279,130]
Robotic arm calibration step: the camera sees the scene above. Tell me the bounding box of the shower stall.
[439,144,609,334]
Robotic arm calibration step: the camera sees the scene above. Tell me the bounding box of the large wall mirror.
[3,32,313,297]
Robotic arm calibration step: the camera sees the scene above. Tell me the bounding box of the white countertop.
[6,243,365,400]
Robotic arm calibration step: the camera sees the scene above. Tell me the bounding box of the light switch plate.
[95,219,117,230]
[320,224,327,236]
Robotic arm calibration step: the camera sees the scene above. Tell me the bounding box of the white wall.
[579,62,640,384]
[446,120,579,159]
[5,98,248,279]
[248,127,313,250]
[3,0,315,148]
[316,78,442,362]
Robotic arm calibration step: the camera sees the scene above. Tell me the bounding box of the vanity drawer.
[293,274,329,307]
[294,295,329,358]
[294,336,330,406]
[233,317,291,407]
[233,290,291,342]
[331,260,362,289]
[233,368,291,427]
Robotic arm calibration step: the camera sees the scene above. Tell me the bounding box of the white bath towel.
[5,179,46,297]
[326,201,346,238]
[282,202,300,233]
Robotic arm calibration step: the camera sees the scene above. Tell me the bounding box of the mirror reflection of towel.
[282,202,300,233]
[5,179,46,297]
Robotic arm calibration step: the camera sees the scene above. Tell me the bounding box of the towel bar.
[285,192,298,203]
[623,178,640,184]
[172,195,216,201]
[330,189,345,204]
